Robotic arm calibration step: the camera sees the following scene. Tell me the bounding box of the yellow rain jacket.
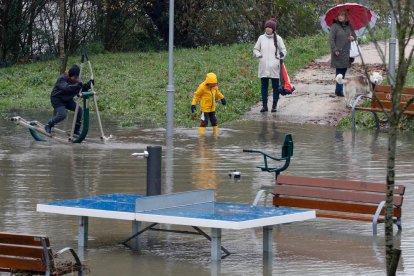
[191,73,224,113]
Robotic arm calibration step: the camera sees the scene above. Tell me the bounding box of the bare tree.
[378,0,414,275]
[58,0,66,73]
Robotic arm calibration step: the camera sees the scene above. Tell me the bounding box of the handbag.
[350,40,361,58]
[278,58,295,96]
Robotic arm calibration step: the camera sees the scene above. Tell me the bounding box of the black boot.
[271,102,277,112]
[335,91,344,97]
[260,101,268,112]
[74,123,81,136]
[44,121,53,134]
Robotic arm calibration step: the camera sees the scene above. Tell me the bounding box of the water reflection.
[192,135,218,190]
[1,113,414,275]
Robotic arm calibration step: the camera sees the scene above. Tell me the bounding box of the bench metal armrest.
[372,200,385,235]
[372,201,401,235]
[352,95,371,130]
[243,149,290,173]
[352,95,382,131]
[55,247,83,274]
[252,189,274,206]
[243,149,286,161]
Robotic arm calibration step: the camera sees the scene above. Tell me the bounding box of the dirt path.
[243,40,413,126]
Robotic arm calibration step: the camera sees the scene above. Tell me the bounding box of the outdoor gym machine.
[11,53,111,144]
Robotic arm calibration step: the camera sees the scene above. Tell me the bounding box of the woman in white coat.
[253,18,287,112]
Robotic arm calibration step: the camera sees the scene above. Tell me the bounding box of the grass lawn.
[0,33,329,128]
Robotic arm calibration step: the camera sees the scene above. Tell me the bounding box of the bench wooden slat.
[0,244,47,259]
[274,185,403,206]
[0,233,50,247]
[276,175,405,195]
[273,175,404,234]
[0,256,46,272]
[374,93,413,103]
[0,232,82,275]
[355,107,414,115]
[354,85,414,116]
[374,85,414,95]
[273,197,401,217]
[316,211,385,222]
[371,101,414,111]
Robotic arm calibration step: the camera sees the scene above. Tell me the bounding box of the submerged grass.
[1,33,330,127]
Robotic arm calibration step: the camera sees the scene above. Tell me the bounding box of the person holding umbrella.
[329,10,357,97]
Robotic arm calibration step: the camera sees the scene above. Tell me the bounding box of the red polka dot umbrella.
[320,3,377,37]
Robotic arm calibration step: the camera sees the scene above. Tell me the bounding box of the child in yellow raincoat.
[191,72,226,135]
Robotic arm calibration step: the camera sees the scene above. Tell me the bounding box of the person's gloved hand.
[191,105,196,113]
[221,98,227,105]
[75,83,83,97]
[82,80,93,92]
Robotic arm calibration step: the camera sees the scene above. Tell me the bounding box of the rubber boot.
[212,126,219,136]
[198,127,206,135]
[271,101,277,112]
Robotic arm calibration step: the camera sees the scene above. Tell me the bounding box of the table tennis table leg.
[78,216,89,248]
[211,228,221,261]
[263,226,273,255]
[131,221,141,251]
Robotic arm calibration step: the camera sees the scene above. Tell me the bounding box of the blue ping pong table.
[36,190,315,261]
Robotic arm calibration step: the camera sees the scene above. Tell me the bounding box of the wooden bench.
[243,133,293,178]
[266,175,405,235]
[0,232,83,275]
[351,85,414,131]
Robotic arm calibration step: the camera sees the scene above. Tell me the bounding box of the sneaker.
[260,107,268,112]
[271,106,277,112]
[44,124,52,134]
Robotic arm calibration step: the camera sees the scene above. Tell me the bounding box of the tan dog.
[336,72,383,107]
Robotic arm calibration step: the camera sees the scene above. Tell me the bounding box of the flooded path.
[1,111,414,275]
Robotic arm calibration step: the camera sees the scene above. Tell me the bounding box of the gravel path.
[243,40,413,126]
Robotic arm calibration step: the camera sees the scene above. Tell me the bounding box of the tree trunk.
[142,0,169,44]
[385,110,397,275]
[58,0,66,73]
[94,0,105,44]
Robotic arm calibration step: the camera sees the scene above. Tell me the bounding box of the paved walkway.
[243,39,413,125]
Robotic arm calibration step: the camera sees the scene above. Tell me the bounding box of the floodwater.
[1,111,414,276]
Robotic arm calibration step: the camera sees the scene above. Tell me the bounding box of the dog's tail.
[335,74,345,84]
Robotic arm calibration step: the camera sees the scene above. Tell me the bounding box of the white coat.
[253,33,287,79]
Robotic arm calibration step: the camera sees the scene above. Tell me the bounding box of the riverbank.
[244,40,413,126]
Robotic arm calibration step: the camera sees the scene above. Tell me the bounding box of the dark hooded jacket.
[329,19,357,69]
[50,74,83,107]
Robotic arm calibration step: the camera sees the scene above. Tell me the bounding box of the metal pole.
[166,0,175,139]
[146,146,162,196]
[165,138,174,194]
[389,0,397,87]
